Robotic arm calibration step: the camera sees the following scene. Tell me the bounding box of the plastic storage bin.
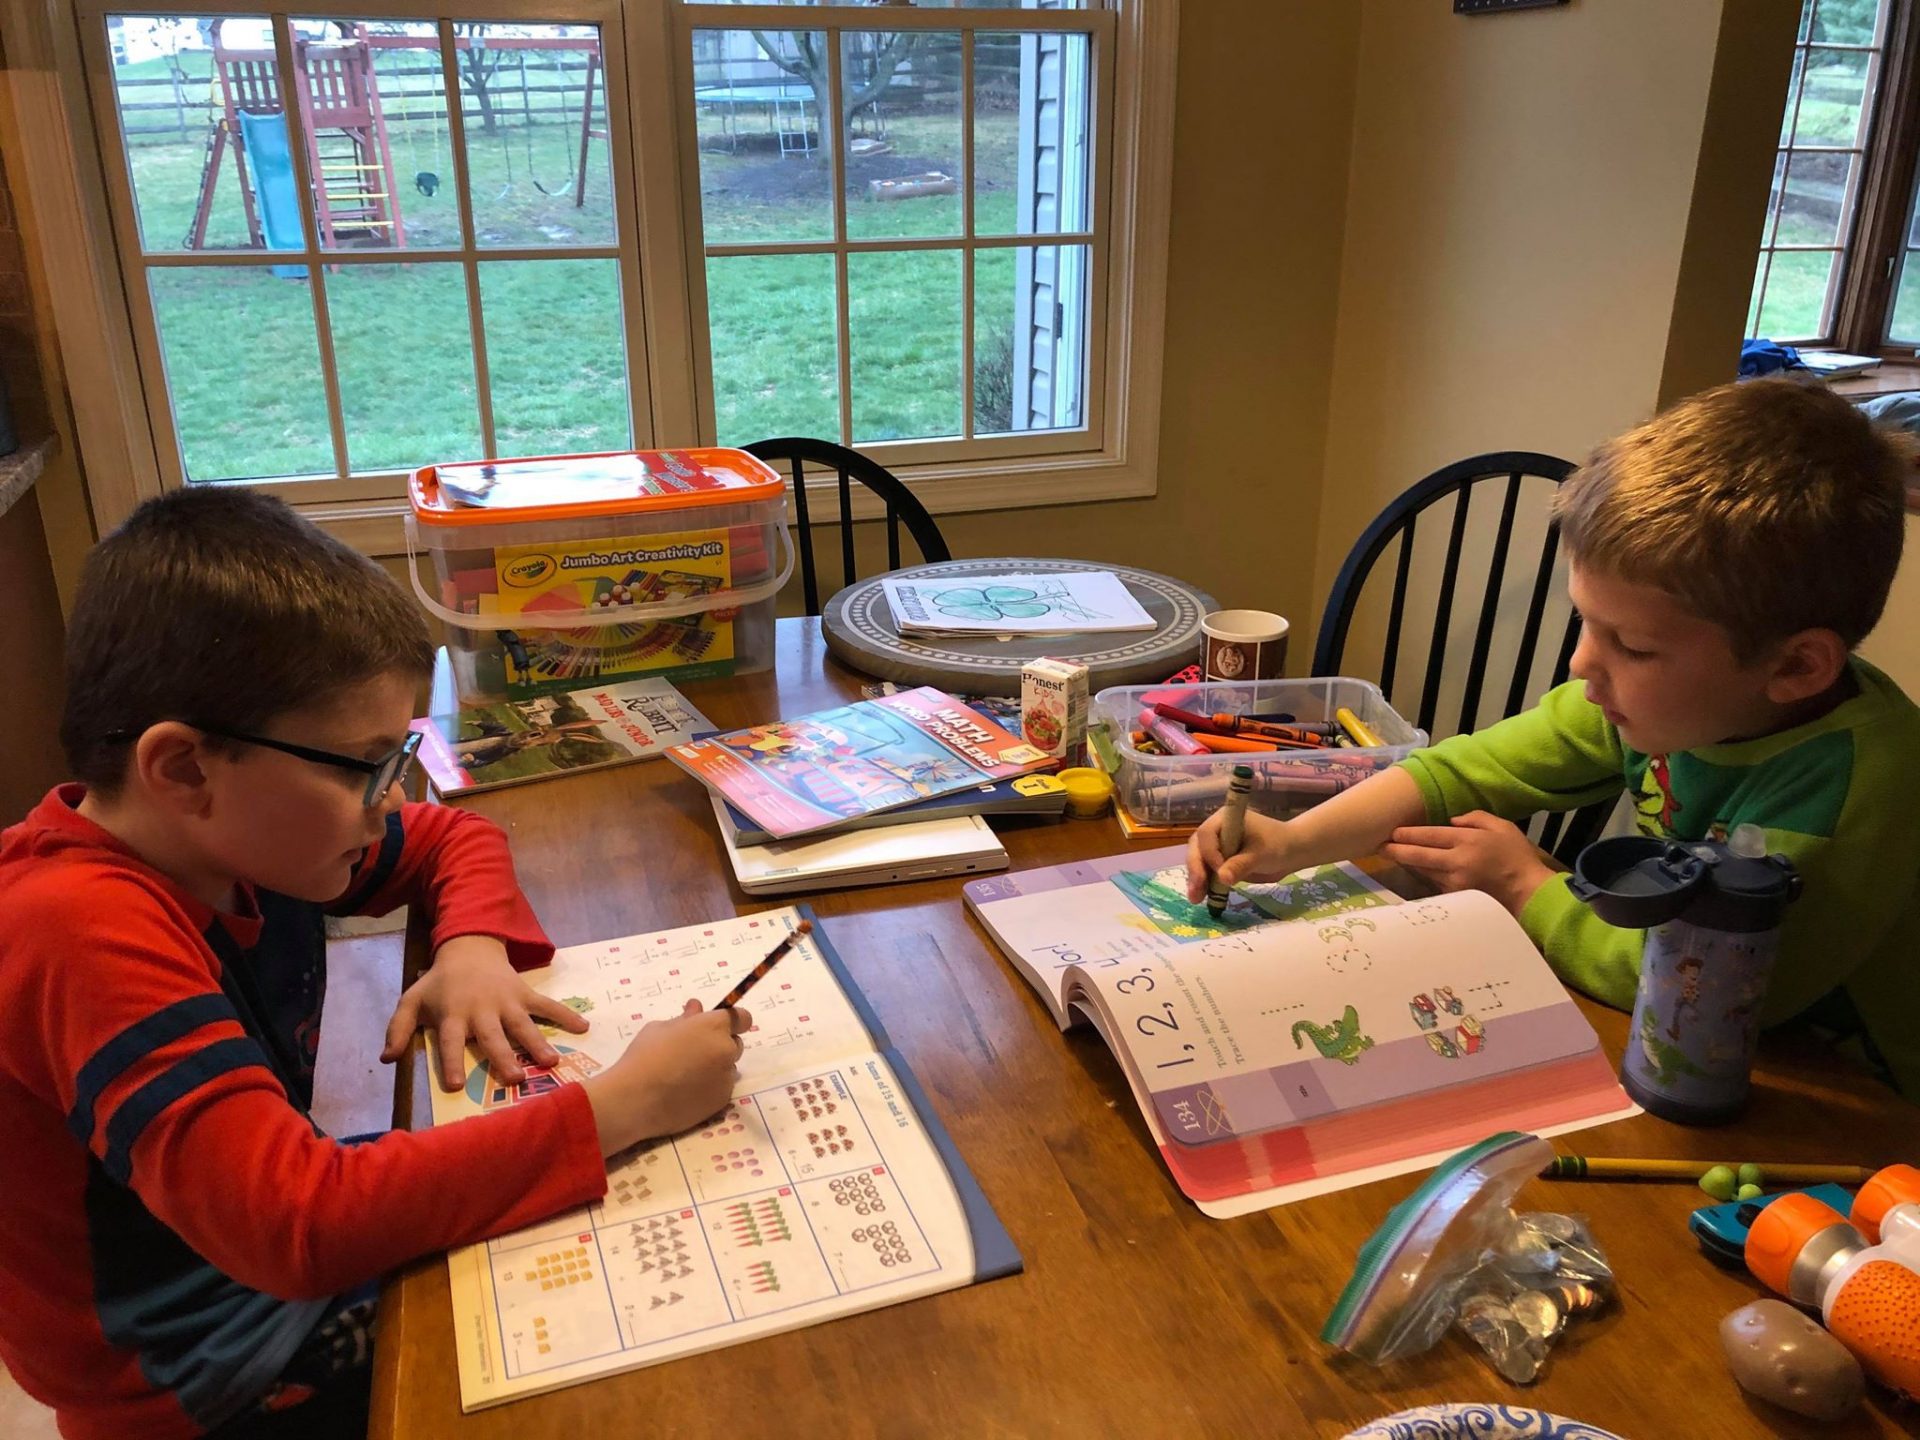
[407,448,793,704]
[1091,677,1427,826]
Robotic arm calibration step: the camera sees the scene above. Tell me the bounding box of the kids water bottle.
[1567,824,1799,1125]
[1745,1191,1920,1400]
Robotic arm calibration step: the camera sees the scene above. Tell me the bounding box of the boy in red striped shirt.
[0,487,747,1438]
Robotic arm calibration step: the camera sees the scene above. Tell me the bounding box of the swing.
[389,57,443,199]
[516,48,579,199]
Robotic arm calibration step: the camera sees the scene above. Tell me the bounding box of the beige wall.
[1860,514,1920,692]
[1307,0,1798,730]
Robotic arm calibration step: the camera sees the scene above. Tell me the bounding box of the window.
[88,14,636,498]
[680,8,1097,454]
[1747,0,1920,353]
[59,0,1170,537]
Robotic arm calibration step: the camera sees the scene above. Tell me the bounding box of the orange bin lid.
[409,448,786,529]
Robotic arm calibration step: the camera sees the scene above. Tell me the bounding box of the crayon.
[1206,766,1255,918]
[1544,1154,1876,1186]
[1193,733,1295,754]
[1335,707,1384,748]
[1151,702,1232,735]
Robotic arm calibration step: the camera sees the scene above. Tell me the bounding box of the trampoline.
[694,82,818,154]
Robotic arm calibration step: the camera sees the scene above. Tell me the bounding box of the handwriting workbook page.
[1060,890,1637,1218]
[428,909,998,1410]
[963,845,1395,1026]
[1068,890,1597,1146]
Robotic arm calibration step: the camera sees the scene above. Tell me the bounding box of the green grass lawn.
[120,91,1069,481]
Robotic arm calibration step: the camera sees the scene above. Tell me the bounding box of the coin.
[1553,1282,1603,1315]
[1530,1213,1581,1242]
[1502,1230,1561,1273]
[1512,1288,1565,1342]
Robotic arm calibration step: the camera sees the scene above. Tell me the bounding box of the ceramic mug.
[1201,609,1288,683]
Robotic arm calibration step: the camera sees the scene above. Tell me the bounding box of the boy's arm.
[329,802,554,972]
[1398,680,1626,824]
[1187,683,1624,900]
[33,886,606,1301]
[1186,768,1428,896]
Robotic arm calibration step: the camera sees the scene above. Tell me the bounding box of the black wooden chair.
[745,437,952,616]
[1311,450,1613,864]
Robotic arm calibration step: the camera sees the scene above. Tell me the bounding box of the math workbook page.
[428,909,998,1409]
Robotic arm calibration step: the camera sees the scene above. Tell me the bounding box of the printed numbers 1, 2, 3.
[1136,1002,1179,1036]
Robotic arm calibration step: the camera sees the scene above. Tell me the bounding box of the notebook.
[428,908,1019,1410]
[964,847,1638,1218]
[713,794,1008,895]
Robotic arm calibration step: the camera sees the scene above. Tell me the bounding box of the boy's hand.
[583,1000,751,1155]
[1185,809,1302,903]
[1380,811,1557,916]
[384,934,593,1090]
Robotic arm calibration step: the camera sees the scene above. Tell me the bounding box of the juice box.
[1021,657,1089,764]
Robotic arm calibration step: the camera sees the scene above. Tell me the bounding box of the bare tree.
[454,24,509,133]
[747,30,919,167]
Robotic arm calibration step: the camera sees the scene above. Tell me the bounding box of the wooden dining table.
[369,619,1920,1440]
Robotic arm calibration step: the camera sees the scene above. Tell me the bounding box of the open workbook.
[964,849,1637,1218]
[427,908,1019,1411]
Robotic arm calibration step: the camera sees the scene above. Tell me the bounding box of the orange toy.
[1746,1188,1920,1399]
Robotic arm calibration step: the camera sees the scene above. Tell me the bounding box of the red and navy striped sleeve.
[36,873,605,1302]
[330,801,554,971]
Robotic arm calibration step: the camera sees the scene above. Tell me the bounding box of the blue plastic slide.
[235,110,307,280]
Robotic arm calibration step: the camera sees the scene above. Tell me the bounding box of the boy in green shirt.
[1188,380,1920,1092]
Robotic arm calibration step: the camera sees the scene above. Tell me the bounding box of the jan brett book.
[665,685,1054,841]
[964,847,1638,1218]
[412,676,714,795]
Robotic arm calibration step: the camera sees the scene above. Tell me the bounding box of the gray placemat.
[822,558,1217,694]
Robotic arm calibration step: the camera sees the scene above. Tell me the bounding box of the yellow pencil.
[1544,1155,1877,1186]
[1334,706,1384,748]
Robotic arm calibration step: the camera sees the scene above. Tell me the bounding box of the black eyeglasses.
[108,723,423,807]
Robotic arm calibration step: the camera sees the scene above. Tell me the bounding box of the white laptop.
[711,794,1008,896]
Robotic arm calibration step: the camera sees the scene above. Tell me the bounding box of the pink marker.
[1139,709,1206,756]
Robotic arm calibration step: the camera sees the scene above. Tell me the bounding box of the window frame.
[1752,0,1920,353]
[7,0,1176,555]
[74,1,659,508]
[669,5,1111,464]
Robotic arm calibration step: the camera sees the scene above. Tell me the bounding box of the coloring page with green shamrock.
[881,570,1156,635]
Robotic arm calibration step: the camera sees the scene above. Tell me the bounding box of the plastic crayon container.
[407,448,792,704]
[1090,678,1425,826]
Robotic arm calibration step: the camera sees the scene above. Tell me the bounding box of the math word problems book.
[666,685,1052,840]
[412,676,714,795]
[965,848,1636,1217]
[428,907,1019,1410]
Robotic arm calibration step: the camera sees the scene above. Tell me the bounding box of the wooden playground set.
[183,21,605,256]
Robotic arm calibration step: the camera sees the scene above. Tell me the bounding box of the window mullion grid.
[703,232,1094,259]
[961,28,975,442]
[436,19,497,457]
[270,15,351,479]
[827,25,852,448]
